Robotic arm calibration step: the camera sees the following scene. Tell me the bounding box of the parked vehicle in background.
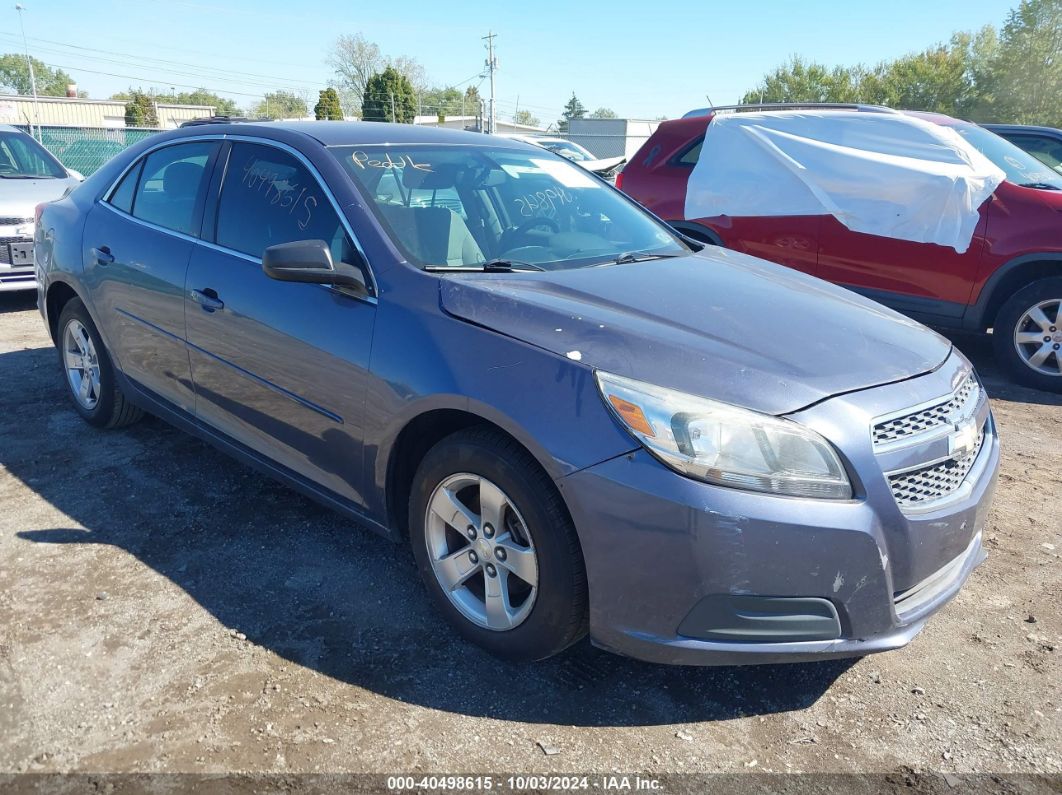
[984,123,1062,174]
[0,125,82,292]
[35,122,999,666]
[621,105,1062,392]
[500,134,625,181]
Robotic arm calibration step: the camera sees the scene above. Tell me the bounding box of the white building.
[566,118,662,160]
[0,94,215,129]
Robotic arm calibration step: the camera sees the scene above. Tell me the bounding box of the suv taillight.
[615,171,624,191]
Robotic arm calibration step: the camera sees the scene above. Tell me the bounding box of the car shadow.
[0,291,37,315]
[2,341,852,728]
[940,330,1062,407]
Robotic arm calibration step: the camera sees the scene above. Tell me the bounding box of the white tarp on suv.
[684,110,1006,253]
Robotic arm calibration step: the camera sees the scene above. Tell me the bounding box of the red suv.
[620,104,1062,392]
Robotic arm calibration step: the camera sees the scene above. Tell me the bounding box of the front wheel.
[409,427,588,661]
[993,277,1062,393]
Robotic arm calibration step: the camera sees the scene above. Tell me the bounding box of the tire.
[993,277,1062,393]
[409,427,588,661]
[56,298,143,428]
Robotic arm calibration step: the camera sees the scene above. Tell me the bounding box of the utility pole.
[389,90,396,124]
[482,31,497,135]
[14,4,41,142]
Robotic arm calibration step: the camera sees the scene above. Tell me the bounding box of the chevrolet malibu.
[34,122,999,664]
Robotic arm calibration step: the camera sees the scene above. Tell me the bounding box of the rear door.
[83,140,220,412]
[184,140,376,505]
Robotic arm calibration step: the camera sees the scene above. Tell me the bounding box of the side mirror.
[262,239,368,294]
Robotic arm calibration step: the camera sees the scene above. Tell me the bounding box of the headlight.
[596,371,852,499]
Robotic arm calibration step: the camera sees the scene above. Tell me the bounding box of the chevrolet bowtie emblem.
[948,418,979,458]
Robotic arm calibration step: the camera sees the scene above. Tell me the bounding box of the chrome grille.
[887,429,985,507]
[0,217,33,226]
[873,374,979,446]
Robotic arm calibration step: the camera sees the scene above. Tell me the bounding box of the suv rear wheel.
[993,277,1062,393]
[57,298,143,428]
[408,427,588,661]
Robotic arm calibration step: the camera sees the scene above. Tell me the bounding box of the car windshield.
[539,140,595,162]
[331,144,686,270]
[955,123,1062,190]
[0,131,67,179]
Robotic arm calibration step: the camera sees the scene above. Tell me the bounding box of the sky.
[0,0,1016,124]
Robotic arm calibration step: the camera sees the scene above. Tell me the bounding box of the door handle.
[191,288,224,312]
[91,246,114,265]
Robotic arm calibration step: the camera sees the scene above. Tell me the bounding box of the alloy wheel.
[423,473,539,631]
[1013,298,1062,377]
[63,319,102,410]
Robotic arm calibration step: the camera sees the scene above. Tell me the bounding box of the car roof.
[0,124,29,134]
[163,120,539,149]
[982,123,1062,135]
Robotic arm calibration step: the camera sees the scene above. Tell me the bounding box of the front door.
[814,209,989,322]
[184,141,376,505]
[83,140,219,412]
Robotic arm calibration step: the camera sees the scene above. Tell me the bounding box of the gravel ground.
[0,290,1059,788]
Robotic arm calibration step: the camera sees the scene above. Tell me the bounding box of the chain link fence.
[18,125,160,176]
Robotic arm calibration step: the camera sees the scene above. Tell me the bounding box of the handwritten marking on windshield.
[351,151,432,172]
[514,187,573,217]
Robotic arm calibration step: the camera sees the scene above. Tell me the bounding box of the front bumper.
[559,354,999,666]
[0,233,36,292]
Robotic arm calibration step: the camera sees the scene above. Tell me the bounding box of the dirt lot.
[0,290,1059,788]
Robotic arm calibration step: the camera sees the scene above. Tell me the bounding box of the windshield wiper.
[1018,182,1060,190]
[424,258,546,273]
[0,174,54,179]
[603,251,682,266]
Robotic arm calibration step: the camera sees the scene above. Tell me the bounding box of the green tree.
[328,33,427,114]
[123,90,159,128]
[990,0,1062,126]
[590,107,617,119]
[254,90,308,119]
[738,0,1060,126]
[558,92,586,132]
[513,109,541,127]
[0,54,75,96]
[740,56,860,104]
[112,87,240,116]
[361,67,416,123]
[314,87,344,120]
[420,85,464,116]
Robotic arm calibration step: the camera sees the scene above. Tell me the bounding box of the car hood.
[0,176,79,218]
[578,156,626,175]
[438,248,952,415]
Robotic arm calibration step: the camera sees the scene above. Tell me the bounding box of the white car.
[498,134,625,180]
[0,125,82,292]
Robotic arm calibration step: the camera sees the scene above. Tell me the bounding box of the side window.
[108,160,142,214]
[131,142,216,235]
[1007,134,1062,172]
[216,142,352,265]
[676,138,703,166]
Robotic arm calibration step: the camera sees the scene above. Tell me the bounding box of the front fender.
[363,298,638,523]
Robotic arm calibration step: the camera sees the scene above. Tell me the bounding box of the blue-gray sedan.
[33,122,999,664]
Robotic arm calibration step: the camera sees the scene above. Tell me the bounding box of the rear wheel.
[993,278,1062,393]
[409,427,588,661]
[57,299,143,428]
